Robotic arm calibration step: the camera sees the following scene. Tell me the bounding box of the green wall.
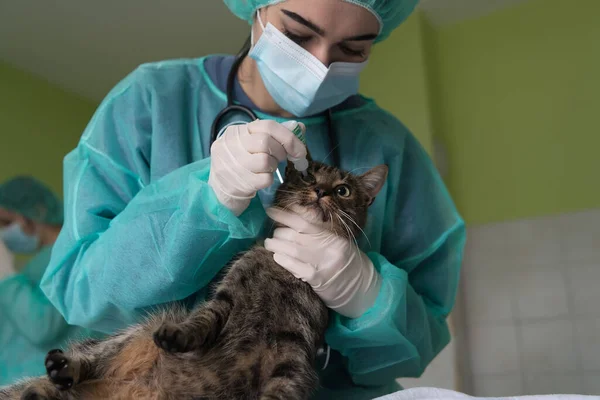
[0,62,96,267]
[4,0,599,228]
[0,62,96,197]
[361,0,600,225]
[361,13,434,154]
[432,0,600,224]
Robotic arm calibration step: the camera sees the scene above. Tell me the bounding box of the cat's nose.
[314,187,326,199]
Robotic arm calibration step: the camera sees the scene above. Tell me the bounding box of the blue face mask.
[0,223,40,254]
[249,12,368,118]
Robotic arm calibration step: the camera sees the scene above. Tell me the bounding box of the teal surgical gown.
[0,246,95,386]
[41,56,465,399]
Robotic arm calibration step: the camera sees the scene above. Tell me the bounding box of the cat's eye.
[335,185,351,198]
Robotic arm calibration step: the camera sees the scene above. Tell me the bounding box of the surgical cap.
[0,176,63,225]
[223,0,419,42]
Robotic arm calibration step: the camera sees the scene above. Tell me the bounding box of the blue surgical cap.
[223,0,419,42]
[0,176,63,225]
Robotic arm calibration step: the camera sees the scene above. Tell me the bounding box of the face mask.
[0,223,40,254]
[249,12,368,117]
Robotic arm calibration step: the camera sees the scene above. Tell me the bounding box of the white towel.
[373,387,599,400]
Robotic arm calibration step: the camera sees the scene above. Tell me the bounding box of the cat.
[1,160,388,400]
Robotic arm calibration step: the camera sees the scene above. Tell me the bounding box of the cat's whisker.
[341,216,360,253]
[338,209,371,249]
[274,189,300,195]
[347,167,370,175]
[336,213,358,250]
[268,201,301,231]
[334,213,347,238]
[273,198,300,210]
[339,211,368,247]
[276,200,298,210]
[341,219,353,244]
[322,143,341,164]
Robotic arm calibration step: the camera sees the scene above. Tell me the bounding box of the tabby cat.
[1,160,388,400]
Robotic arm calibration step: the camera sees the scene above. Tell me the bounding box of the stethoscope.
[209,39,340,168]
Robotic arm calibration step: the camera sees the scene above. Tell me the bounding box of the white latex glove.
[208,120,307,216]
[0,240,16,279]
[264,208,382,319]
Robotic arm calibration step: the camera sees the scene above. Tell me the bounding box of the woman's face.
[253,0,380,66]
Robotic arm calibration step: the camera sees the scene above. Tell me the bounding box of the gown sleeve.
[41,66,267,333]
[325,132,466,386]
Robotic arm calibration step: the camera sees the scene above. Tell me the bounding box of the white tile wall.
[461,209,600,397]
[524,374,585,395]
[464,263,515,323]
[504,218,564,267]
[469,324,521,375]
[523,375,561,395]
[552,375,587,395]
[558,211,600,263]
[513,264,569,319]
[583,375,600,395]
[575,318,600,372]
[520,320,578,373]
[472,375,523,397]
[567,263,600,317]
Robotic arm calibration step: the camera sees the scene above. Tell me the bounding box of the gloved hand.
[208,120,307,216]
[264,208,382,319]
[0,240,16,280]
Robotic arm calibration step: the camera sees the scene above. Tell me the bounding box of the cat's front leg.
[0,377,64,400]
[19,379,65,400]
[153,289,234,353]
[5,334,134,400]
[16,343,100,399]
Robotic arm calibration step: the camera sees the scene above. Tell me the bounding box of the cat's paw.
[45,349,74,391]
[21,389,51,400]
[153,323,197,353]
[20,389,57,400]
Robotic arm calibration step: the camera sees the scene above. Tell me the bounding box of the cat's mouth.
[311,202,330,222]
[308,197,337,223]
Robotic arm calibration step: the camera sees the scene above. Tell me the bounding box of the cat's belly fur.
[188,246,330,397]
[0,247,330,400]
[141,246,329,399]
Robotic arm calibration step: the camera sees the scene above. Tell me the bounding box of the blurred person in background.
[0,177,97,386]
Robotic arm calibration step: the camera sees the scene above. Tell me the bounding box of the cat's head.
[273,160,388,240]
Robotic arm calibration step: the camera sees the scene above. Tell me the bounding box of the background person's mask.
[0,223,39,254]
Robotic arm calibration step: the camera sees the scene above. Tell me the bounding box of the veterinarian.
[40,0,466,398]
[0,177,96,385]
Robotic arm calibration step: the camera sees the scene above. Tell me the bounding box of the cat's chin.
[288,204,328,228]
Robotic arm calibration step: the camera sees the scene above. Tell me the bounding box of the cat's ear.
[359,165,388,205]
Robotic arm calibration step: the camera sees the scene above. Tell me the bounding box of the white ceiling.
[0,0,249,101]
[0,0,531,103]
